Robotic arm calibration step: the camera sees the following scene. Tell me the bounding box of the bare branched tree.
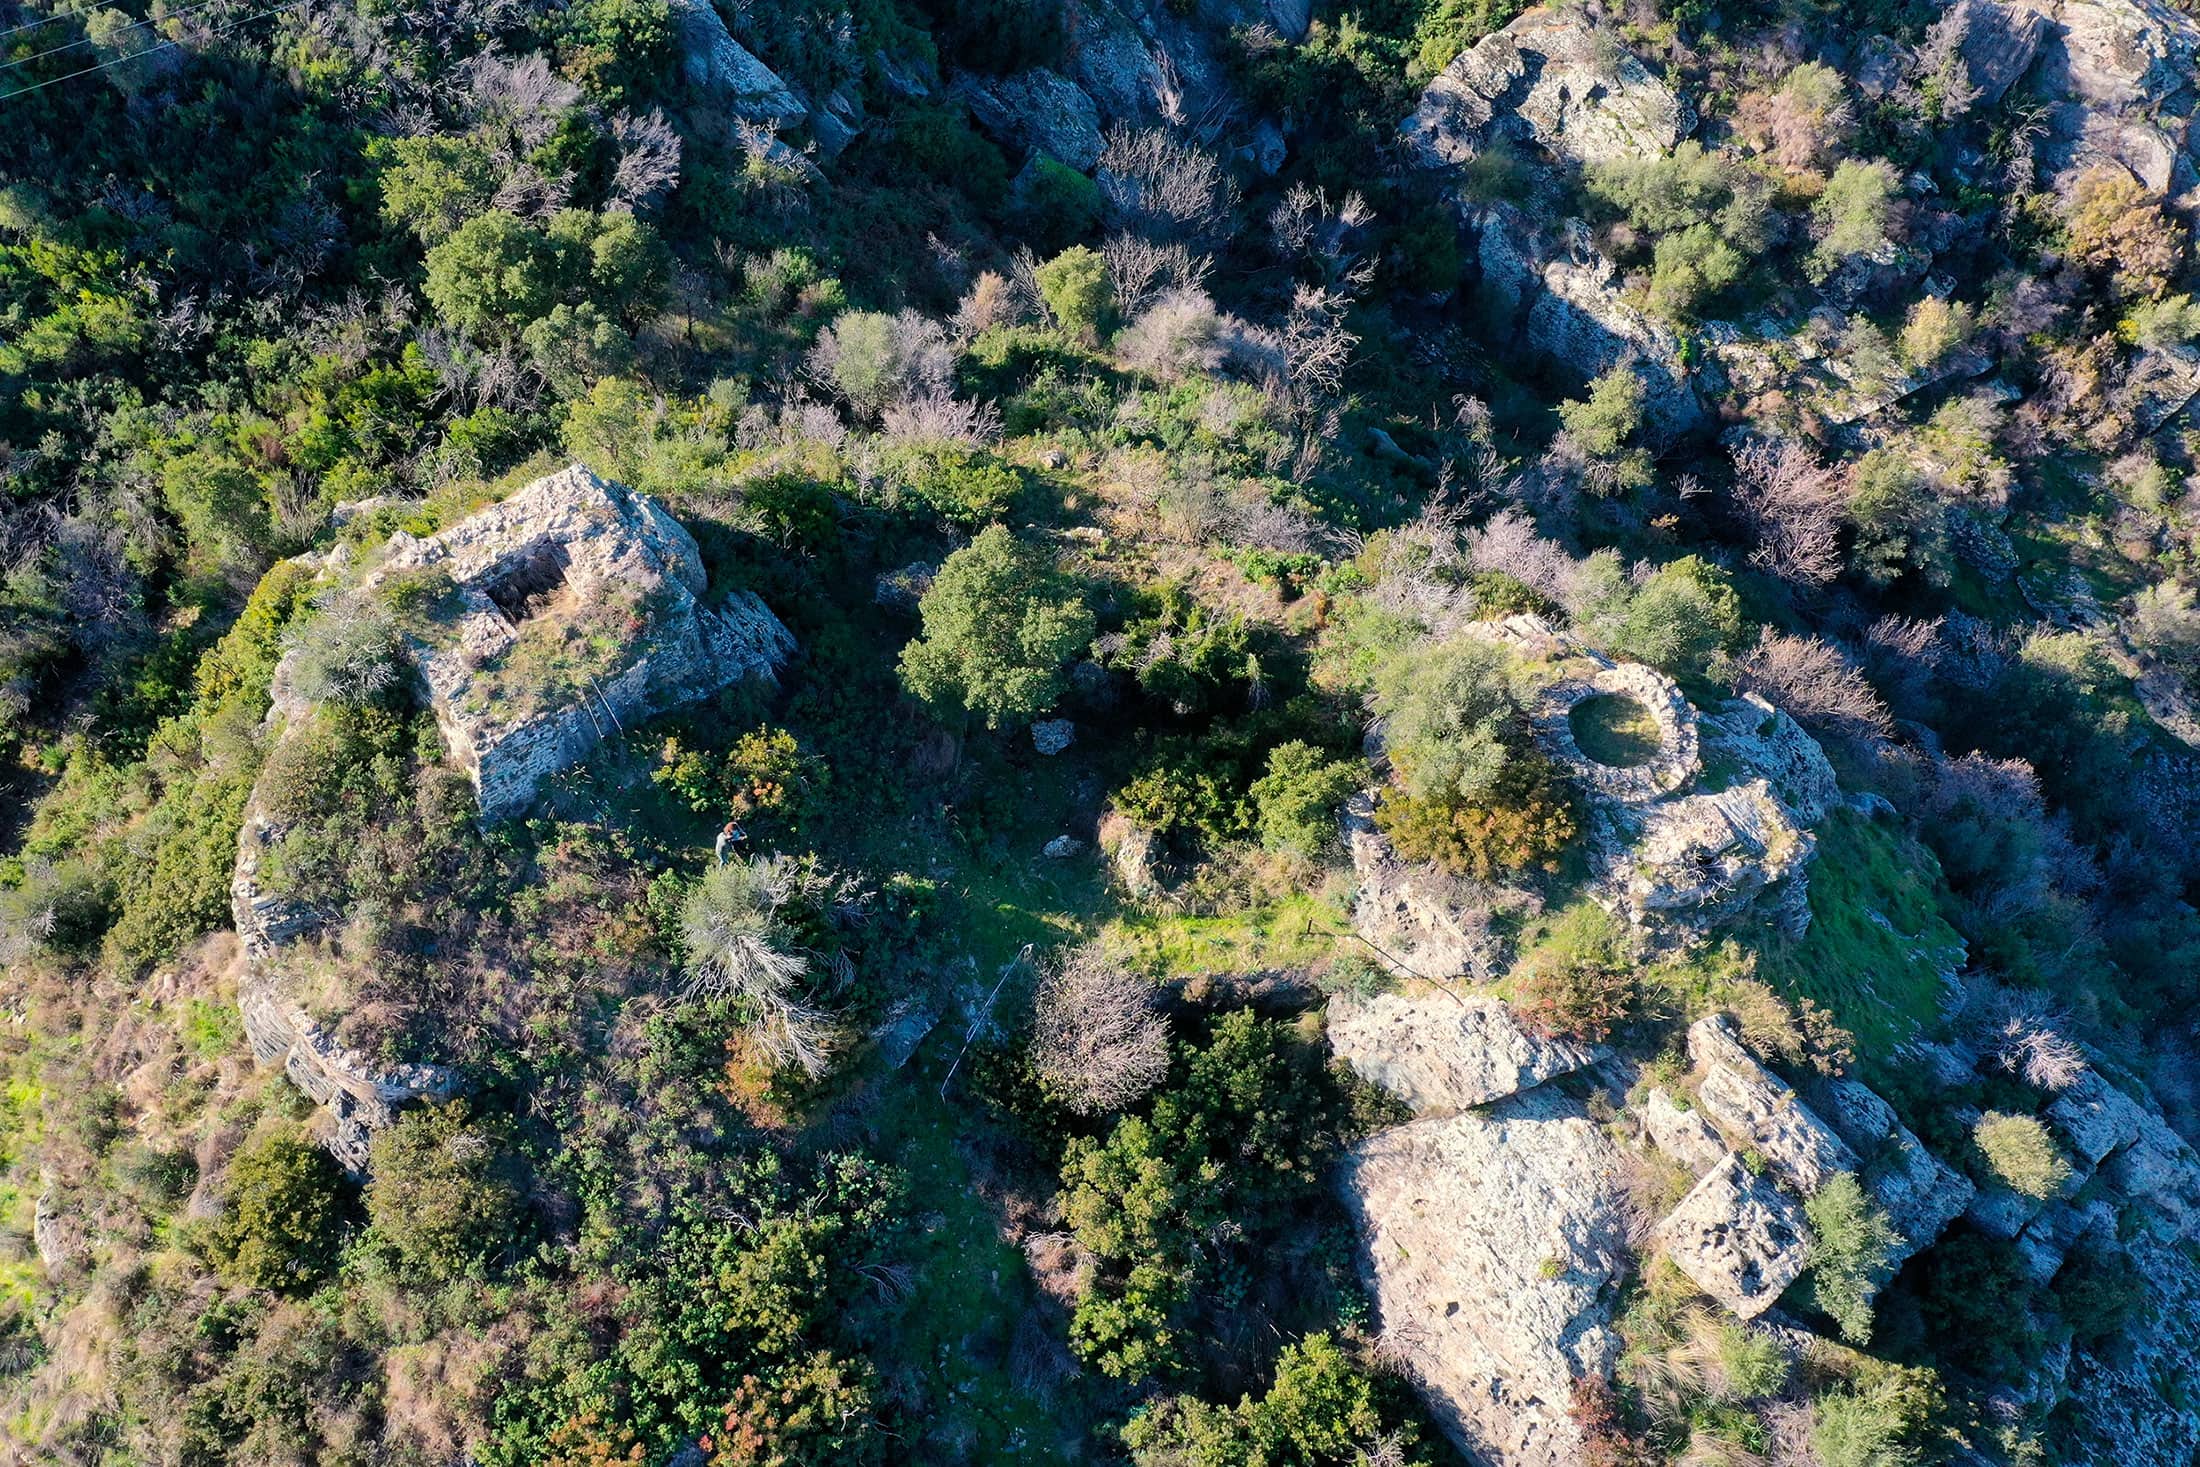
[1101,232,1211,317]
[1728,628,1894,742]
[608,108,683,213]
[880,389,1002,447]
[1730,437,1844,588]
[1028,943,1169,1115]
[1970,984,2089,1092]
[1096,125,1239,244]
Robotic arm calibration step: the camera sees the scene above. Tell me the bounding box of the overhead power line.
[0,0,314,102]
[1,0,236,75]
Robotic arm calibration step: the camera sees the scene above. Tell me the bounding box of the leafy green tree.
[1557,366,1653,493]
[898,526,1095,728]
[1802,1173,1904,1344]
[1370,636,1520,805]
[1035,245,1114,344]
[424,211,559,338]
[1811,160,1899,276]
[1123,1332,1404,1466]
[1250,742,1363,856]
[372,134,498,245]
[1973,1111,2072,1199]
[364,1102,525,1280]
[1603,555,1742,677]
[1845,449,1952,587]
[210,1132,349,1291]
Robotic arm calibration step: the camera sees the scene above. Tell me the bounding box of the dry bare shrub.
[1028,943,1169,1114]
[1115,287,1228,381]
[1968,984,2089,1091]
[1727,628,1894,743]
[2064,165,2188,299]
[880,389,1001,447]
[1736,60,1852,171]
[1465,507,1588,609]
[607,108,682,212]
[953,270,1028,338]
[1097,125,1239,243]
[1730,437,1844,588]
[1101,232,1210,316]
[1914,5,1982,121]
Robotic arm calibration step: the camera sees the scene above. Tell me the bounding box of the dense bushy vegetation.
[7,0,2200,1459]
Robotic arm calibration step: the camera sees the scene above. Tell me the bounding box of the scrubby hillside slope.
[7,0,2200,1462]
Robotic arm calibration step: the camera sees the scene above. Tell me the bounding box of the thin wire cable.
[0,10,69,41]
[2,0,234,73]
[0,0,313,101]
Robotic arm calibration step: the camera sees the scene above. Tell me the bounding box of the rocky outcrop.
[1329,989,1604,1114]
[2009,0,2200,197]
[1642,1086,1728,1175]
[1954,0,2050,105]
[956,67,1105,170]
[1617,781,1817,939]
[1473,209,1710,440]
[1698,696,1841,827]
[1810,1077,1972,1267]
[1688,1017,1857,1196]
[1339,1087,1630,1467]
[1342,792,1510,983]
[1404,7,1693,169]
[237,467,787,1173]
[670,0,806,121]
[365,464,792,824]
[1653,1155,1810,1319]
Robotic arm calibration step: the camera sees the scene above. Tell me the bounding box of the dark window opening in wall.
[482,541,572,624]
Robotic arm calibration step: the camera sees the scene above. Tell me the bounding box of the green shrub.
[1803,1173,1904,1344]
[1810,1366,1943,1467]
[1508,902,1637,1040]
[365,1102,525,1280]
[1014,157,1102,253]
[894,446,1025,527]
[898,526,1095,728]
[1034,245,1114,345]
[1599,556,1742,678]
[1373,753,1577,881]
[1250,742,1363,856]
[210,1132,350,1292]
[1973,1111,2072,1199]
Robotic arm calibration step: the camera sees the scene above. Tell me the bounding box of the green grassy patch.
[1753,809,1965,1058]
[1109,887,1352,980]
[1569,693,1664,767]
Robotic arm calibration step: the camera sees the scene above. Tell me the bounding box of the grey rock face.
[1654,1155,1811,1319]
[669,0,806,120]
[1473,209,1709,441]
[1860,1126,1974,1269]
[1339,1088,1630,1467]
[365,465,792,824]
[1031,718,1075,755]
[1329,989,1604,1115]
[1405,9,1694,169]
[957,68,1105,169]
[1699,695,1841,827]
[1642,1086,1728,1176]
[1688,1017,1857,1196]
[1955,0,2050,104]
[1342,792,1508,983]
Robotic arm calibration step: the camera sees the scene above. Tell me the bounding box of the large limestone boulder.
[1653,1155,1810,1319]
[1343,792,1510,983]
[669,0,806,121]
[1329,989,1604,1114]
[2009,0,2200,197]
[365,464,792,823]
[1611,781,1817,939]
[1642,1086,1728,1176]
[1405,7,1693,169]
[1808,1077,1972,1267]
[242,467,788,1171]
[1473,209,1710,441]
[1339,1088,1630,1467]
[1688,1017,1857,1196]
[956,68,1106,170]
